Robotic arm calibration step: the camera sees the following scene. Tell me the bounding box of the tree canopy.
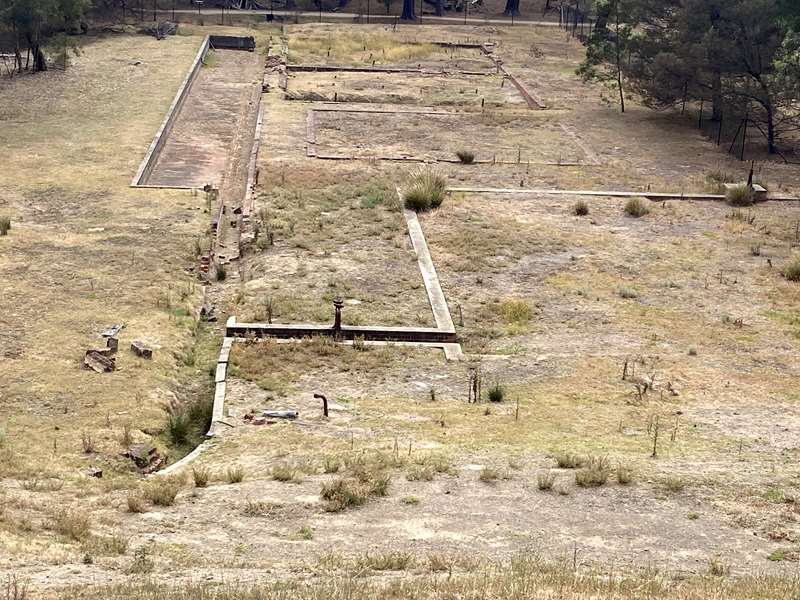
[1,0,89,72]
[579,0,800,154]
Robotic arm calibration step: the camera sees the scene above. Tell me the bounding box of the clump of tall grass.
[781,255,800,282]
[455,149,475,164]
[725,183,754,207]
[0,217,11,236]
[403,169,447,212]
[624,197,650,218]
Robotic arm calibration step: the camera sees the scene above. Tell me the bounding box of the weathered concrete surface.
[145,49,263,188]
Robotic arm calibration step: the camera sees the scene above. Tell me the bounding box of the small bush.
[144,476,182,506]
[781,255,800,282]
[455,149,475,164]
[225,465,245,484]
[271,463,301,483]
[573,200,589,216]
[403,169,447,212]
[401,495,419,505]
[725,184,754,207]
[537,471,555,491]
[708,558,729,576]
[126,493,147,513]
[624,197,650,218]
[617,287,638,299]
[243,500,284,517]
[192,466,211,488]
[487,384,505,403]
[575,456,610,487]
[296,525,313,540]
[406,464,435,481]
[499,298,533,324]
[0,217,10,236]
[323,457,341,474]
[51,509,91,541]
[663,475,686,493]
[478,466,501,482]
[616,464,634,485]
[167,413,191,446]
[555,452,585,469]
[320,477,369,512]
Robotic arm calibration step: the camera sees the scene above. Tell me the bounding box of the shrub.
[573,200,589,216]
[51,509,91,541]
[617,287,638,299]
[537,471,555,491]
[455,149,475,164]
[192,466,211,488]
[406,464,435,481]
[624,197,650,217]
[574,456,610,487]
[616,464,634,485]
[403,169,447,212]
[271,463,301,483]
[323,457,341,474]
[225,465,245,484]
[725,183,754,207]
[126,493,147,513]
[487,384,505,403]
[478,466,500,482]
[401,495,419,505]
[554,452,584,469]
[663,475,686,493]
[320,477,369,512]
[0,217,10,236]
[781,255,800,282]
[144,476,183,506]
[499,298,532,324]
[708,558,729,576]
[167,413,191,446]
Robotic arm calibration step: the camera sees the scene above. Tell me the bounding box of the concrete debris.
[199,304,217,322]
[130,340,153,360]
[83,336,119,372]
[263,410,298,420]
[100,323,124,338]
[141,21,178,40]
[124,443,166,473]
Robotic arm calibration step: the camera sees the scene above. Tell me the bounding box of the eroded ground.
[2,20,800,600]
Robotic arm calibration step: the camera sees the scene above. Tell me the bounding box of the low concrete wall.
[131,36,211,187]
[225,318,457,343]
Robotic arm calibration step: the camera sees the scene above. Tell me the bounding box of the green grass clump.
[498,298,533,324]
[403,169,447,212]
[725,184,754,207]
[623,197,650,218]
[487,383,505,403]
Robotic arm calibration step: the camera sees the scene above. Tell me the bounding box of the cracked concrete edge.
[131,36,211,187]
[402,206,456,333]
[447,187,800,202]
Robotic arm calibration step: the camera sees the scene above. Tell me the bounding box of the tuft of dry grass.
[624,197,650,218]
[782,255,800,282]
[537,471,556,490]
[225,465,245,484]
[725,184,754,207]
[143,476,183,506]
[50,508,91,541]
[192,466,211,488]
[575,456,610,487]
[404,168,447,212]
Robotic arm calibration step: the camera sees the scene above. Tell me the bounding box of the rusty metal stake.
[314,393,328,417]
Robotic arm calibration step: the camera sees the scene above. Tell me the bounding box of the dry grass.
[287,30,438,65]
[51,554,800,598]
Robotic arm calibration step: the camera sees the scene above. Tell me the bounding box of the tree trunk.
[434,0,443,16]
[503,0,519,17]
[32,44,47,72]
[711,70,722,121]
[401,0,416,20]
[765,103,776,154]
